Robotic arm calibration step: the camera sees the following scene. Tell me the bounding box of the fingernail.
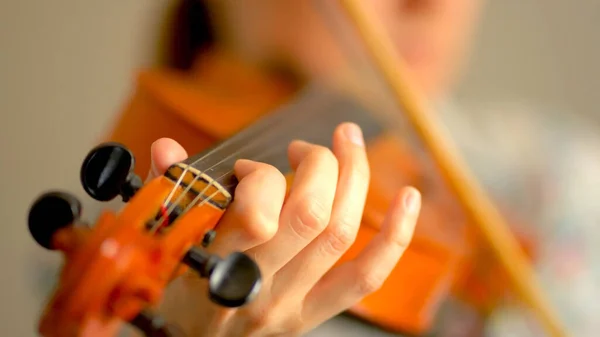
[344,123,364,147]
[403,188,421,214]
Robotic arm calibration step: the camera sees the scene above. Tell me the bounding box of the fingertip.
[234,160,285,187]
[289,139,311,150]
[335,122,364,147]
[150,138,188,175]
[233,159,257,178]
[288,140,313,169]
[379,186,420,247]
[401,186,421,215]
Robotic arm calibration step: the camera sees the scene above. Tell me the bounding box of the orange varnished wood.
[105,54,535,335]
[37,176,226,336]
[35,51,536,337]
[109,52,296,178]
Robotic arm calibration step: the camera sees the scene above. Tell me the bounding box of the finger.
[245,141,339,279]
[145,138,188,182]
[271,123,369,296]
[207,159,286,255]
[301,187,420,329]
[287,139,313,170]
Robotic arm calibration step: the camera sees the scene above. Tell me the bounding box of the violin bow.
[338,1,567,336]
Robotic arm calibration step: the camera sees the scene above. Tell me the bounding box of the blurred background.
[1,1,598,336]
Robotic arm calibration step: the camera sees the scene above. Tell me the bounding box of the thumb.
[145,138,189,182]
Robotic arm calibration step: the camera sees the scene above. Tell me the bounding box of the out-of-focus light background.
[0,1,598,336]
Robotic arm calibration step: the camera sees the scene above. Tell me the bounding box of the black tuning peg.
[201,230,216,247]
[28,191,82,250]
[130,309,184,337]
[182,247,261,307]
[80,142,142,202]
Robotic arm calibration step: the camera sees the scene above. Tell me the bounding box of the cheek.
[422,0,480,93]
[443,0,480,51]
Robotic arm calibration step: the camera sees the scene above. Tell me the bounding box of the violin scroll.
[28,141,263,337]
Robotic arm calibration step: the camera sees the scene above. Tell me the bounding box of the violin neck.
[178,83,384,199]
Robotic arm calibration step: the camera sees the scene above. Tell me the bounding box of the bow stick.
[338,1,568,336]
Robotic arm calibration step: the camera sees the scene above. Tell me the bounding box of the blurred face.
[369,0,482,99]
[221,0,482,100]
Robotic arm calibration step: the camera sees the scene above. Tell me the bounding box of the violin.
[27,1,567,336]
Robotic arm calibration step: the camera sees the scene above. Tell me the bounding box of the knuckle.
[244,211,278,243]
[355,269,386,295]
[245,306,272,331]
[323,219,357,255]
[291,198,330,240]
[384,222,414,251]
[387,232,411,251]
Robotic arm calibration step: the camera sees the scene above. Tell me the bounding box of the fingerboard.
[179,83,384,198]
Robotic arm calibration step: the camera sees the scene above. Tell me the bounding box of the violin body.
[105,53,535,335]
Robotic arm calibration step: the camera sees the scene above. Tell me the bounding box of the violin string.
[151,172,223,233]
[159,136,290,284]
[162,168,189,208]
[180,190,221,220]
[150,88,359,269]
[177,91,310,173]
[185,96,320,172]
[156,147,266,229]
[150,139,292,233]
[151,139,292,235]
[159,93,306,209]
[160,189,222,286]
[160,111,288,208]
[153,140,284,229]
[158,90,324,220]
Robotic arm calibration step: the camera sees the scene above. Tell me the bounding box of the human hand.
[144,123,421,336]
